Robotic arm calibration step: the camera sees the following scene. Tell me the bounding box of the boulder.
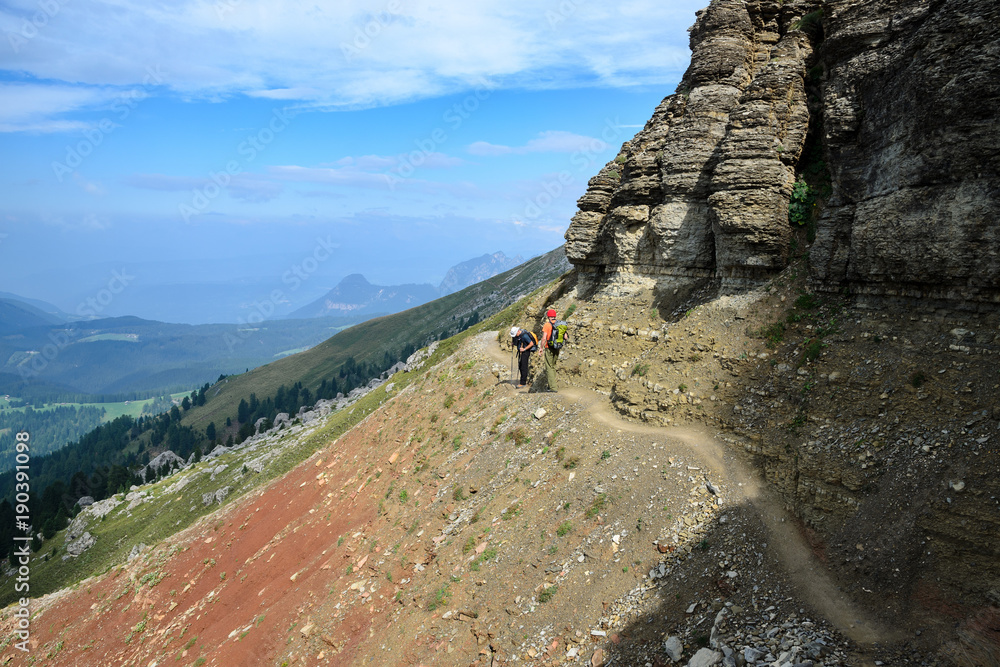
[66,531,96,556]
[686,648,722,667]
[664,636,683,662]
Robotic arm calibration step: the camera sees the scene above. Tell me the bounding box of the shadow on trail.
[553,386,894,661]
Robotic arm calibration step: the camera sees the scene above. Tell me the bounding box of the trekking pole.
[510,341,515,386]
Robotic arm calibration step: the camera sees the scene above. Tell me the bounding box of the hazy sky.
[0,0,703,322]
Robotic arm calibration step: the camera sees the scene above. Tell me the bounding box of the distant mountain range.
[0,292,74,324]
[0,314,368,399]
[289,251,524,320]
[438,251,523,295]
[0,298,65,334]
[287,274,438,320]
[0,250,547,400]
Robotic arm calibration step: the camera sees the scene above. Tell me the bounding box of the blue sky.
[0,0,704,323]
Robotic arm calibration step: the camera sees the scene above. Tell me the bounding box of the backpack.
[517,330,539,351]
[548,321,568,350]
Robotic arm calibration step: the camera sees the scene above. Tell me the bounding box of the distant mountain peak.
[339,273,371,287]
[438,251,524,295]
[288,274,437,320]
[289,251,528,320]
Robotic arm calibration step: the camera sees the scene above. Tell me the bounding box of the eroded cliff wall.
[811,0,1000,302]
[566,0,1000,304]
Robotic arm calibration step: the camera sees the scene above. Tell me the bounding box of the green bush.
[754,322,786,349]
[789,181,816,228]
[585,494,607,519]
[794,292,820,310]
[501,503,521,521]
[506,427,529,447]
[791,9,824,37]
[801,338,824,362]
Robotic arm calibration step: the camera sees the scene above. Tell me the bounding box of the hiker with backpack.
[539,309,570,392]
[509,326,538,389]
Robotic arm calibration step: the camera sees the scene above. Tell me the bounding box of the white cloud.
[268,165,389,188]
[0,82,117,132]
[123,172,285,202]
[0,0,701,129]
[271,150,465,186]
[468,130,606,156]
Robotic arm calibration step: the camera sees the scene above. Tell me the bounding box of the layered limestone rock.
[566,0,818,288]
[810,0,1000,303]
[567,0,1000,304]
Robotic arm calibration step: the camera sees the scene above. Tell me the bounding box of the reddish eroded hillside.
[5,334,519,666]
[5,426,381,665]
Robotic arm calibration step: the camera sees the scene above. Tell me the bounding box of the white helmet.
[509,326,519,337]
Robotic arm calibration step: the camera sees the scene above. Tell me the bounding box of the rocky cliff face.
[566,0,1000,303]
[811,0,1000,303]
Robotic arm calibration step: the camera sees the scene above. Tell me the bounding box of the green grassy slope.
[184,247,569,431]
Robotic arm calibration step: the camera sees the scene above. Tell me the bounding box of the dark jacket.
[514,330,537,352]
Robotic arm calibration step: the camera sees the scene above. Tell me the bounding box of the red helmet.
[546,309,557,317]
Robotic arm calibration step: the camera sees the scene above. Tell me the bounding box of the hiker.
[509,326,538,388]
[538,308,570,392]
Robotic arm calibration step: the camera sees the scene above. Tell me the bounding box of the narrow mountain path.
[484,338,893,648]
[558,386,895,648]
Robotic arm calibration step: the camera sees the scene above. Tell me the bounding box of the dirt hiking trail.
[557,383,894,647]
[485,337,892,645]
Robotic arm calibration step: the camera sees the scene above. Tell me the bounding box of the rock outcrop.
[566,0,1000,303]
[139,450,187,481]
[810,0,1000,303]
[566,0,818,288]
[65,531,95,557]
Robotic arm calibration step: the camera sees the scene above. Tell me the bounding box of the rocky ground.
[541,260,1000,665]
[2,262,998,666]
